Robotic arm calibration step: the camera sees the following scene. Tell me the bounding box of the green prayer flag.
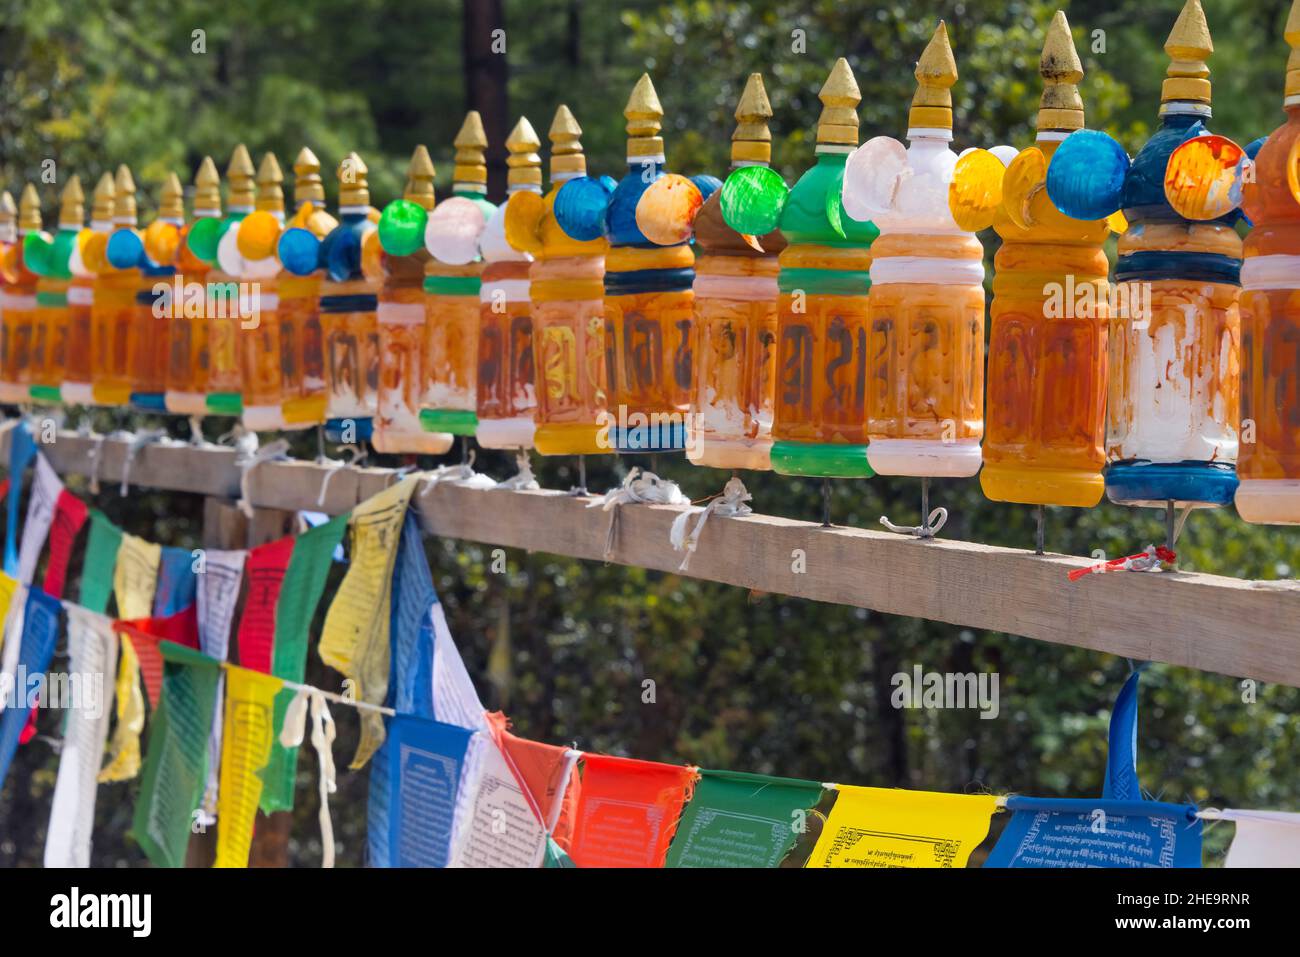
[260,513,349,813]
[664,769,824,868]
[133,643,221,868]
[78,510,122,614]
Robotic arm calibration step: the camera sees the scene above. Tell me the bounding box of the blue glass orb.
[325,227,362,282]
[554,176,614,242]
[106,229,144,270]
[278,227,321,276]
[690,174,723,203]
[1045,129,1130,222]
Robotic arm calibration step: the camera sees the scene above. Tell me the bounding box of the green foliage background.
[1,0,1298,867]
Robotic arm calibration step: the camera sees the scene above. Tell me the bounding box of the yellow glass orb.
[236,210,282,260]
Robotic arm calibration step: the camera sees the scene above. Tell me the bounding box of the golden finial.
[1161,0,1213,110]
[506,117,543,190]
[194,157,222,215]
[338,151,369,207]
[19,184,42,233]
[113,164,137,223]
[256,152,285,213]
[293,147,325,207]
[403,145,436,210]
[816,58,861,148]
[625,73,664,159]
[909,22,959,131]
[0,192,14,243]
[91,172,115,223]
[1038,11,1085,132]
[732,73,773,165]
[549,105,586,182]
[59,175,85,229]
[1284,0,1299,101]
[159,172,185,221]
[227,144,256,210]
[453,112,489,190]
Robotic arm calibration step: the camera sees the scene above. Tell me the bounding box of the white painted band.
[67,287,94,306]
[475,417,536,450]
[870,256,985,286]
[480,279,532,303]
[866,438,983,478]
[907,127,955,142]
[692,273,779,301]
[1242,255,1300,291]
[377,301,426,325]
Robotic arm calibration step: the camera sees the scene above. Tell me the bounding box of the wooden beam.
[5,425,1300,688]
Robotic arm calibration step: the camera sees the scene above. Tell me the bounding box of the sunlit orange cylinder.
[31,276,70,403]
[165,225,214,416]
[279,273,328,427]
[0,250,37,404]
[983,156,1111,508]
[1237,105,1300,523]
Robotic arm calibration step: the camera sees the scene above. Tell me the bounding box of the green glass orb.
[50,229,78,278]
[378,199,429,256]
[719,166,788,237]
[187,216,223,263]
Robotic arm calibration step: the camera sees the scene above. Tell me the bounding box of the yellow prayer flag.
[807,787,999,868]
[96,534,162,783]
[214,665,285,868]
[113,533,161,619]
[0,573,18,659]
[98,636,145,782]
[319,476,416,769]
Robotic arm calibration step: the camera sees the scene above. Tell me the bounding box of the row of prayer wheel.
[1,0,1298,527]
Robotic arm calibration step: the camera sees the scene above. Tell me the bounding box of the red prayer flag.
[568,753,697,867]
[487,712,577,836]
[42,489,89,599]
[115,605,200,707]
[236,536,294,674]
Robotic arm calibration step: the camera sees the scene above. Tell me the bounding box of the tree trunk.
[463,0,510,202]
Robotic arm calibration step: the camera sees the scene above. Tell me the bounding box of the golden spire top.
[158,172,185,221]
[816,58,861,148]
[293,147,325,207]
[256,152,285,213]
[1038,11,1085,132]
[548,105,586,182]
[403,145,436,210]
[506,117,543,191]
[337,151,369,207]
[19,184,42,233]
[227,144,256,210]
[59,175,85,229]
[113,164,137,224]
[1161,0,1213,110]
[732,73,774,166]
[909,21,959,131]
[194,157,222,215]
[453,111,489,191]
[91,172,115,223]
[1284,0,1299,101]
[625,73,664,159]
